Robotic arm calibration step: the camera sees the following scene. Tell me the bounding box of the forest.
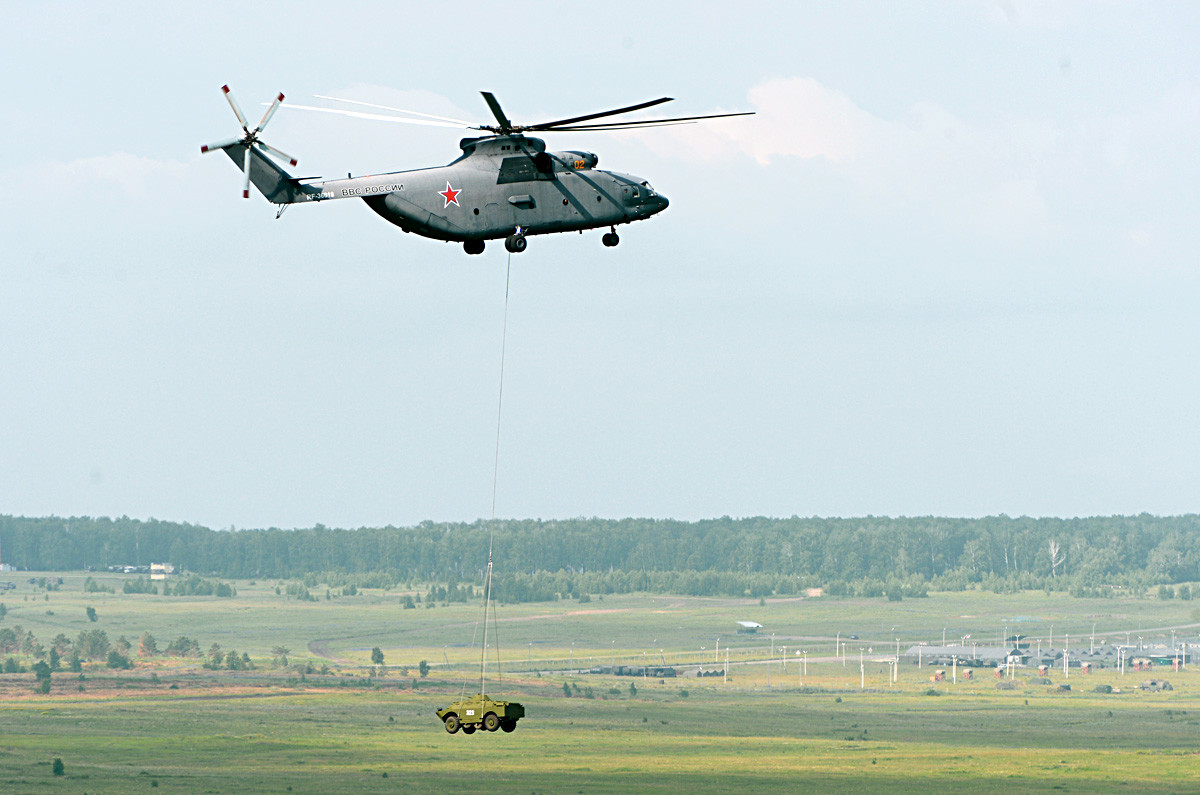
[3,514,1200,600]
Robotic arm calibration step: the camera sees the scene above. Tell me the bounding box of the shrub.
[52,758,64,776]
[84,577,113,594]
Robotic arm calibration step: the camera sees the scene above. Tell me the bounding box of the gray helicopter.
[201,87,751,254]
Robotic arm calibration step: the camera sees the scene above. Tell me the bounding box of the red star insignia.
[439,182,462,207]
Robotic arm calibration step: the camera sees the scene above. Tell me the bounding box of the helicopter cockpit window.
[498,156,556,185]
[641,181,656,196]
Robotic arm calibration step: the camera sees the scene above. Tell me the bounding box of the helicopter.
[200,87,751,254]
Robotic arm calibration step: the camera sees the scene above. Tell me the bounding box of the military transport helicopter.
[200,87,751,254]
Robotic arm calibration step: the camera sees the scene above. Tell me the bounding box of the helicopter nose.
[653,193,669,213]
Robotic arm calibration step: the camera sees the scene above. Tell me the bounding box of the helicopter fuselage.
[226,134,668,247]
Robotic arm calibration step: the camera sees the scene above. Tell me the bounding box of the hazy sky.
[3,1,1199,529]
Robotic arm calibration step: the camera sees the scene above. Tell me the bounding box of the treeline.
[3,514,1200,594]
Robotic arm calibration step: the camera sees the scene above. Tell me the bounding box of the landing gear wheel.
[602,231,620,247]
[504,234,528,253]
[443,714,460,734]
[483,712,500,732]
[463,239,485,255]
[500,720,517,733]
[462,724,476,734]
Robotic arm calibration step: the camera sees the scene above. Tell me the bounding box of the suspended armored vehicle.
[437,694,524,734]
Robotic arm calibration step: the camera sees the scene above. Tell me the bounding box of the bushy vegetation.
[164,575,235,597]
[123,577,157,594]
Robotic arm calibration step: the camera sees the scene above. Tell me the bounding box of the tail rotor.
[201,85,298,199]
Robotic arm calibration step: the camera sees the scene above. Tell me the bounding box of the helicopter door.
[481,201,515,234]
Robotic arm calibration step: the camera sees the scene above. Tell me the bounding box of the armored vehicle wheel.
[462,724,476,734]
[504,234,527,253]
[500,720,517,733]
[483,712,500,732]
[463,239,485,255]
[443,714,460,734]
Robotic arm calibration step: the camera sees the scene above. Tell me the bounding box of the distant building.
[903,645,1029,668]
[150,563,176,581]
[736,620,763,635]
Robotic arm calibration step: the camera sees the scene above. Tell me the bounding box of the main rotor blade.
[254,92,285,133]
[222,85,250,131]
[546,120,700,132]
[527,97,673,130]
[256,140,298,167]
[280,102,468,128]
[200,137,242,154]
[314,94,472,126]
[539,110,754,131]
[242,146,252,199]
[480,92,513,133]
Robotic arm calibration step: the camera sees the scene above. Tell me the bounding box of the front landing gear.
[504,233,527,253]
[464,239,485,255]
[602,227,620,247]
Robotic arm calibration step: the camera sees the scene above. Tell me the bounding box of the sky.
[2,1,1199,529]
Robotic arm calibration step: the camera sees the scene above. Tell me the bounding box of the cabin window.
[497,156,555,184]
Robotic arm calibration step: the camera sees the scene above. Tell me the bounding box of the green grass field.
[2,573,1199,792]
